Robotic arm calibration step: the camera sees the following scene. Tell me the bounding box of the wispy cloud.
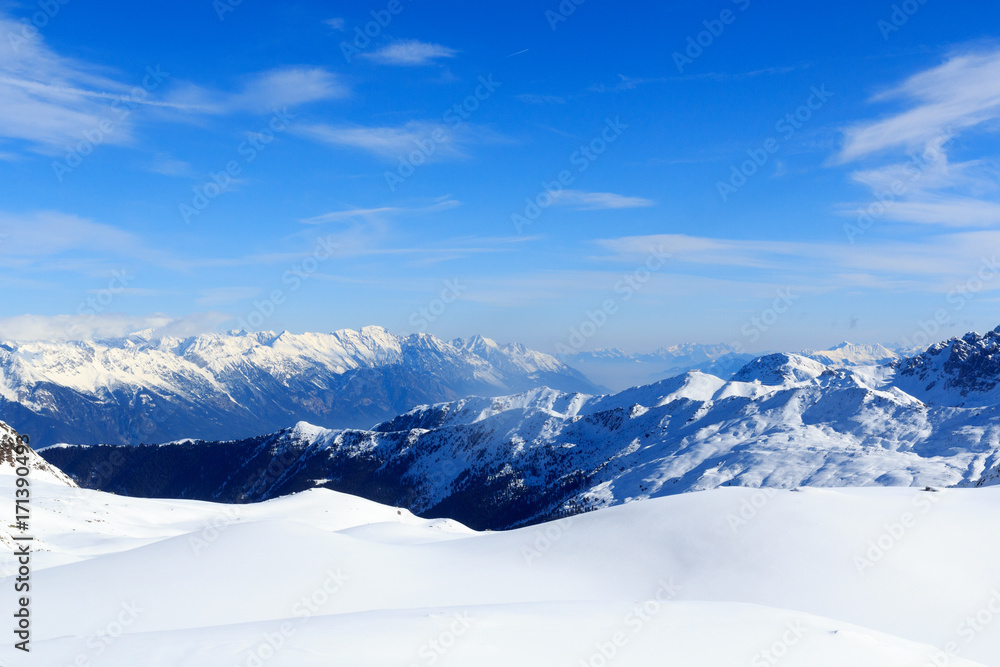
[598,232,1000,291]
[0,12,346,157]
[296,121,479,161]
[589,65,805,93]
[232,67,347,112]
[301,198,461,224]
[145,154,195,177]
[598,234,813,270]
[362,40,458,66]
[834,47,1000,230]
[324,18,346,31]
[0,210,183,273]
[0,15,142,153]
[551,190,656,210]
[836,50,1000,163]
[589,74,671,93]
[517,93,565,105]
[159,66,348,116]
[0,313,230,342]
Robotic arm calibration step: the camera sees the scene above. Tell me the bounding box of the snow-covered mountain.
[561,343,755,391]
[1,474,996,665]
[561,340,903,392]
[43,342,1000,529]
[803,341,900,367]
[0,327,601,446]
[892,326,1000,407]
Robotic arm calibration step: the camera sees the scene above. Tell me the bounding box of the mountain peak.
[0,328,602,446]
[732,353,829,386]
[893,325,1000,406]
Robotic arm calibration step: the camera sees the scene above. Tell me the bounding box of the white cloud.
[834,47,1000,230]
[598,234,812,269]
[0,210,182,272]
[296,121,473,160]
[0,16,141,153]
[0,312,229,342]
[232,67,348,112]
[362,40,457,66]
[0,11,347,157]
[324,18,346,31]
[551,190,655,210]
[837,50,1000,163]
[0,211,145,260]
[845,197,1000,227]
[300,199,461,224]
[597,232,1000,291]
[157,66,348,117]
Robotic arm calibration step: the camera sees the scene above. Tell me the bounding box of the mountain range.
[561,340,903,390]
[0,327,600,447]
[41,326,1000,530]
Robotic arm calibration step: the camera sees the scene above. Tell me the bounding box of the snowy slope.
[0,479,994,666]
[43,350,1000,529]
[0,420,74,487]
[0,327,601,446]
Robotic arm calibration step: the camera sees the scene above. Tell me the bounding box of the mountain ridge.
[40,327,1000,529]
[0,327,602,447]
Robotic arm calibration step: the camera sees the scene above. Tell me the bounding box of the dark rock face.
[39,422,592,531]
[894,327,1000,403]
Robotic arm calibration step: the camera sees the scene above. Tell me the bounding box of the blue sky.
[1,0,1000,355]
